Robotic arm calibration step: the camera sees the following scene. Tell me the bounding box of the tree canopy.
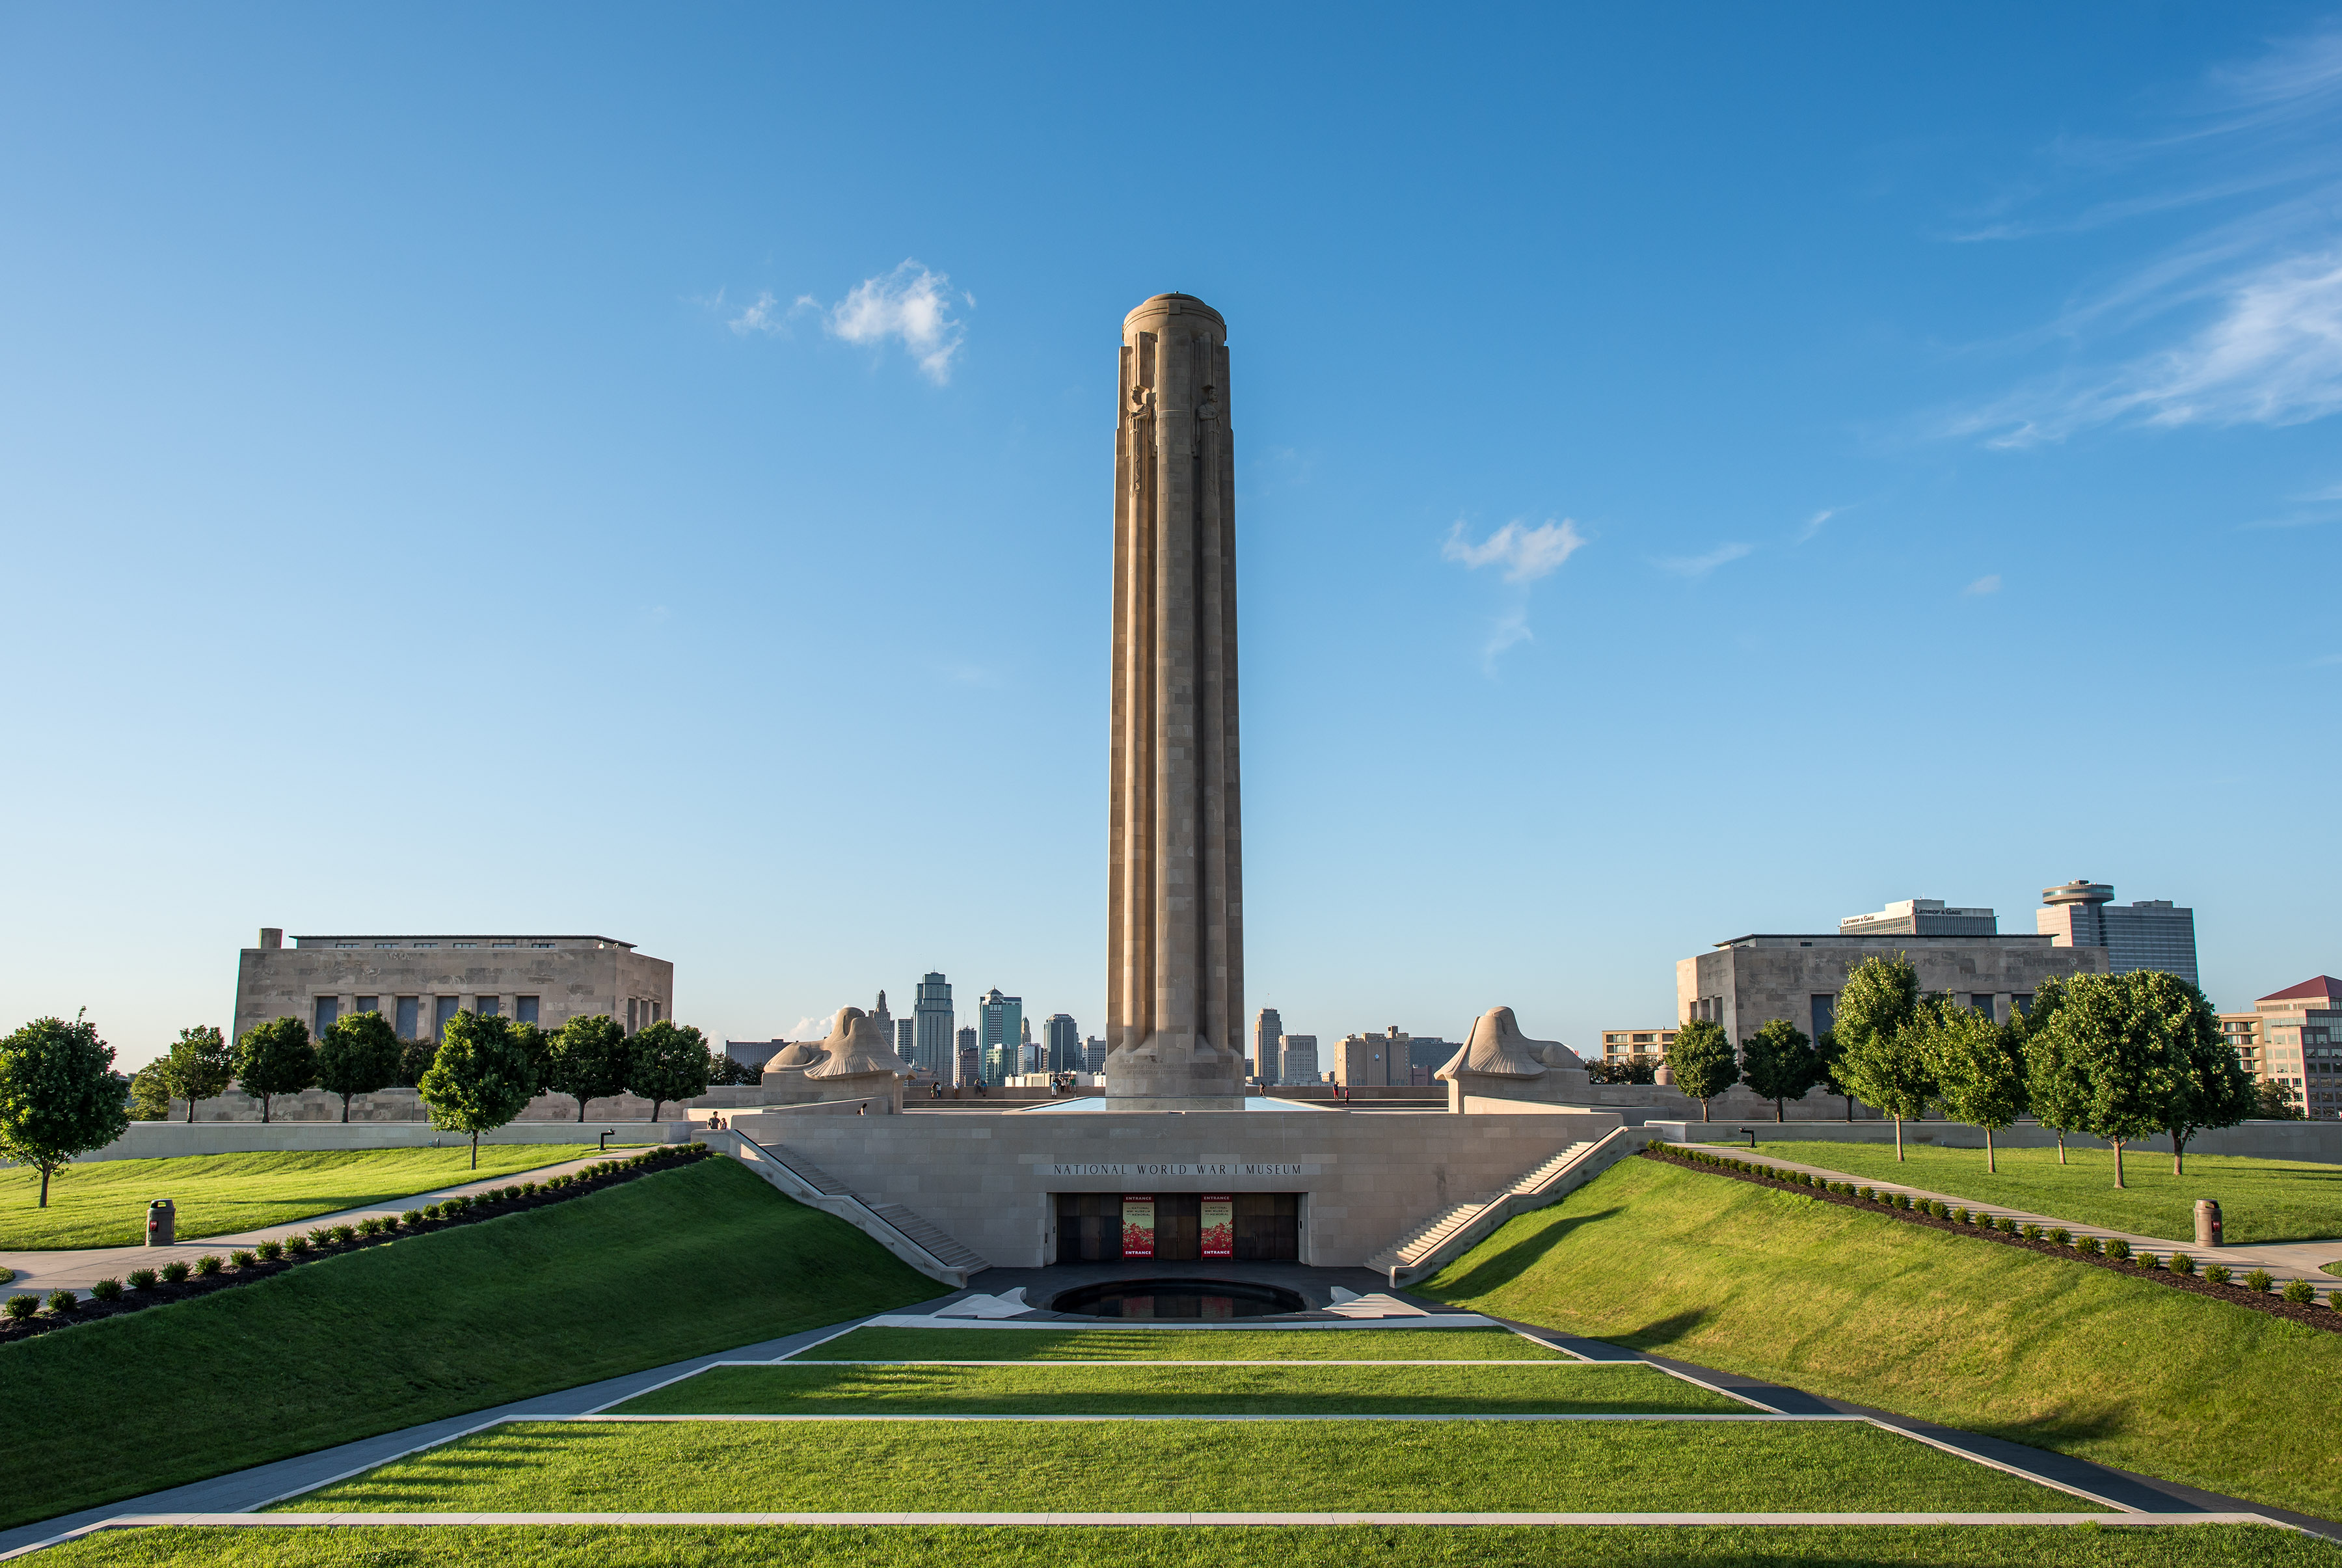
[548,1013,631,1120]
[417,1011,538,1168]
[1922,999,2026,1172]
[1834,953,1932,1159]
[1739,1018,1820,1122]
[234,1017,317,1124]
[2026,970,2243,1187]
[0,1014,132,1208]
[316,1010,404,1122]
[626,1020,713,1120]
[158,1024,232,1122]
[1663,1018,1738,1121]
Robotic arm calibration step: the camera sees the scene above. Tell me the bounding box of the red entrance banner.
[1121,1195,1155,1258]
[1200,1195,1233,1258]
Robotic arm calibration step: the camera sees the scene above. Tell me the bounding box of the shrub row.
[1644,1144,2338,1327]
[0,1142,712,1344]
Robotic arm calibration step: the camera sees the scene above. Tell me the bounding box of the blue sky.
[5,5,2339,1068]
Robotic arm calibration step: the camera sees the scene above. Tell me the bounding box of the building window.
[396,997,421,1038]
[434,996,459,1040]
[414,943,438,949]
[492,941,515,949]
[533,942,554,949]
[355,995,379,1016]
[516,996,539,1025]
[375,943,397,949]
[334,942,356,949]
[454,942,476,949]
[476,996,500,1018]
[651,1001,662,1024]
[626,999,639,1033]
[1810,995,1836,1040]
[314,997,340,1034]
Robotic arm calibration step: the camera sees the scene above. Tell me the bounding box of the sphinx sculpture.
[756,1007,906,1113]
[1435,1007,1591,1113]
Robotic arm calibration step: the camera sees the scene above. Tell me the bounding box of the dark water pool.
[1049,1278,1308,1319]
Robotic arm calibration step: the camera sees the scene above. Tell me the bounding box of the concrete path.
[1678,1143,2342,1299]
[0,1151,629,1297]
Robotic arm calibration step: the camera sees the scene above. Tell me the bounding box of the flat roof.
[1713,933,2056,947]
[291,935,636,949]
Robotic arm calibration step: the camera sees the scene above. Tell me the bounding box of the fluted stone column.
[1106,293,1245,1109]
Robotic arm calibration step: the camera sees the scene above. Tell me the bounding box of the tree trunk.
[1893,1115,1905,1161]
[653,1099,667,1122]
[184,1095,196,1124]
[2112,1139,2125,1189]
[1985,1125,1997,1175]
[1701,1098,1710,1122]
[2172,1129,2186,1176]
[262,1094,272,1124]
[578,1098,589,1122]
[341,1094,352,1124]
[471,1130,480,1170]
[38,1164,51,1208]
[1843,1094,1853,1122]
[2056,1131,2066,1165]
[1775,1099,1785,1123]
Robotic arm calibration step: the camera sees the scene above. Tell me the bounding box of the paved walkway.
[1679,1143,2342,1299]
[0,1152,625,1297]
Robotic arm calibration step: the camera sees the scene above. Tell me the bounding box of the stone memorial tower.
[1105,293,1246,1109]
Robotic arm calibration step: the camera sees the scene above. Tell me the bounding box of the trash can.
[2194,1198,2222,1249]
[146,1200,176,1247]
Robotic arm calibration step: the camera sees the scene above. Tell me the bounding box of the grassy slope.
[44,1525,2342,1568]
[1750,1140,2342,1245]
[0,1159,937,1530]
[1418,1156,2342,1517]
[281,1418,2069,1513]
[800,1326,1558,1360]
[1,1145,608,1249]
[613,1361,1740,1414]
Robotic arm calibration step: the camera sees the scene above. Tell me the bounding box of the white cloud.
[1795,508,1837,543]
[727,290,789,336]
[789,1012,837,1042]
[1965,574,2002,595]
[822,260,967,383]
[1653,542,1754,578]
[1440,518,1587,582]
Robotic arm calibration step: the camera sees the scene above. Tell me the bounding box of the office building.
[977,990,1023,1085]
[914,973,955,1081]
[1600,1027,1676,1063]
[1405,1036,1452,1085]
[1334,1027,1416,1088]
[894,1018,916,1063]
[868,990,893,1057]
[234,928,672,1047]
[1839,899,1998,938]
[2038,882,2199,986]
[1083,1036,1109,1074]
[1254,1007,1284,1082]
[1678,926,2107,1048]
[956,1026,979,1087]
[1044,1014,1081,1074]
[1276,1034,1319,1084]
[2222,976,2341,1120]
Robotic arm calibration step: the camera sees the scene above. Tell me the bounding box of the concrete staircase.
[716,1129,989,1288]
[1365,1128,1654,1288]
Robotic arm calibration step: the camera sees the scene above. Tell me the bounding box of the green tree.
[158,1025,232,1122]
[1811,1029,1854,1120]
[626,1020,713,1121]
[548,1013,631,1120]
[1924,1000,2027,1173]
[0,1014,132,1208]
[2256,1078,2304,1120]
[1663,1018,1738,1122]
[128,1062,172,1122]
[417,1011,537,1169]
[2039,972,2175,1189]
[233,1017,317,1124]
[2017,977,2086,1165]
[1834,953,1931,1160]
[2137,971,2254,1176]
[315,1010,404,1123]
[1739,1018,1819,1122]
[397,1033,440,1089]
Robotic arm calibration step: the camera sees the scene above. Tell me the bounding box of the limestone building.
[1839,899,1998,938]
[1677,929,2107,1045]
[1334,1027,1415,1088]
[1277,1033,1319,1084]
[2222,976,2341,1119]
[233,928,672,1046]
[1600,1027,1676,1068]
[2037,881,2198,986]
[1105,293,1245,1107]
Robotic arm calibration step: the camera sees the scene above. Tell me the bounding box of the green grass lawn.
[40,1526,2342,1568]
[612,1360,1740,1415]
[0,1145,612,1249]
[40,1525,2342,1568]
[799,1326,1559,1360]
[1749,1139,2342,1245]
[1418,1155,2342,1519]
[275,1418,2073,1514]
[0,1159,938,1531]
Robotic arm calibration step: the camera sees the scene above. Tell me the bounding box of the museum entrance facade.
[1054,1192,1301,1263]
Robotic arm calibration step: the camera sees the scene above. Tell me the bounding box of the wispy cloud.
[1964,574,2002,595]
[1942,28,2342,446]
[1441,518,1587,582]
[1795,508,1837,543]
[727,261,970,384]
[1441,517,1587,671]
[824,260,967,383]
[789,1012,837,1042]
[1654,542,1754,578]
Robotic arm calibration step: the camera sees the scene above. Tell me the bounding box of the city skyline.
[4,10,2337,1068]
